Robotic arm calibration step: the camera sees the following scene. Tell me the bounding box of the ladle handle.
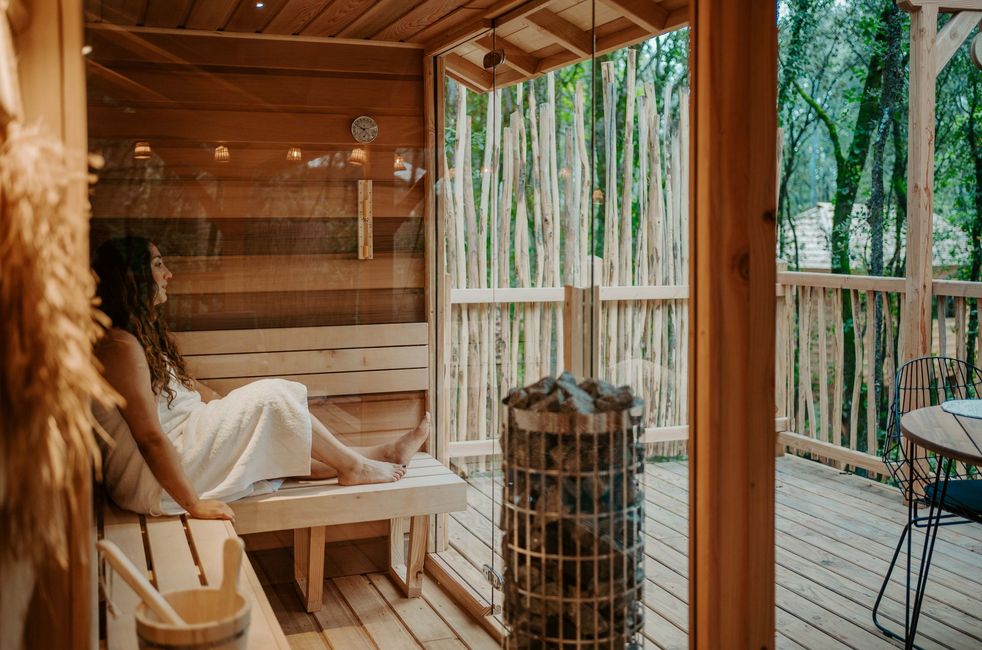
[97,540,185,626]
[219,537,244,601]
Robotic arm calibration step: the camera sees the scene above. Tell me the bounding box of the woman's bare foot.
[386,413,430,466]
[338,458,406,486]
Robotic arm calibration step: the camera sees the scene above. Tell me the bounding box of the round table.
[901,404,982,466]
[897,404,982,649]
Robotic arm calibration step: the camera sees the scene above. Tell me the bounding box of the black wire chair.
[872,356,982,647]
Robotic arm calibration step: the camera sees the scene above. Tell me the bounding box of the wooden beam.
[934,10,982,74]
[690,0,778,648]
[418,0,546,54]
[900,3,939,362]
[598,0,669,33]
[476,34,538,76]
[899,0,982,12]
[777,432,887,476]
[444,53,492,91]
[525,9,592,58]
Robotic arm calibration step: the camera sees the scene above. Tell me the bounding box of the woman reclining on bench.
[92,236,429,522]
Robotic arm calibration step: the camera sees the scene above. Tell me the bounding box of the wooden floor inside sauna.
[248,544,499,649]
[445,454,982,650]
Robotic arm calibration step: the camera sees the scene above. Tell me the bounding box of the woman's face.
[149,243,173,306]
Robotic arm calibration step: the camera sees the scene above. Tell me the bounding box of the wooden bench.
[100,504,289,650]
[172,322,467,613]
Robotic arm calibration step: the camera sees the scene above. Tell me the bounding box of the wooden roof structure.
[84,0,689,91]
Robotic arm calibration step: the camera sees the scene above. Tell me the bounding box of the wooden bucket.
[135,588,250,650]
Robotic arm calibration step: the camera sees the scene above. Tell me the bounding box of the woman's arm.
[98,332,234,521]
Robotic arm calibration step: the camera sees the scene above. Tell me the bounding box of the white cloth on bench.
[96,376,312,515]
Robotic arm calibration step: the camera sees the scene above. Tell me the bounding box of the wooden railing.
[444,270,982,474]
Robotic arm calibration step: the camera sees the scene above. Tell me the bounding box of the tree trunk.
[866,2,902,426]
[966,74,982,364]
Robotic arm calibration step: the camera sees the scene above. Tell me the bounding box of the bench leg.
[389,515,427,597]
[293,526,325,612]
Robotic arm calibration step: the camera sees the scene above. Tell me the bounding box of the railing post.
[775,261,788,457]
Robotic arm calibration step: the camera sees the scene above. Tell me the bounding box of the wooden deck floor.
[248,545,500,649]
[445,454,982,649]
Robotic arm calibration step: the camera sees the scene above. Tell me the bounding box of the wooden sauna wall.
[85,29,428,452]
[86,28,425,332]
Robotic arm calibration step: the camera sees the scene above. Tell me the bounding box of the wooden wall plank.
[91,179,424,220]
[164,254,423,294]
[174,322,428,354]
[164,288,425,331]
[91,217,423,256]
[87,68,424,113]
[690,1,778,649]
[88,106,424,146]
[205,367,430,398]
[186,345,429,379]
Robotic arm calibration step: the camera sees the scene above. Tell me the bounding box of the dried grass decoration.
[0,123,119,568]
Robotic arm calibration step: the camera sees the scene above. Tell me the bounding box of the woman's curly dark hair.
[92,236,193,405]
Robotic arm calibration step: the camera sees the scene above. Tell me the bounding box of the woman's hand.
[186,499,235,522]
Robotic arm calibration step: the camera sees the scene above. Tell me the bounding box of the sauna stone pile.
[501,373,645,648]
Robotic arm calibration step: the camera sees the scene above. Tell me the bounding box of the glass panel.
[85,27,428,497]
[590,21,691,650]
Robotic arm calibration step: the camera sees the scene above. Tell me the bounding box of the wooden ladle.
[97,540,186,626]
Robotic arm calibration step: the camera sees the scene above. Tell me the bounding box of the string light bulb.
[133,141,151,160]
[287,146,302,161]
[347,147,367,166]
[214,145,230,162]
[393,153,407,171]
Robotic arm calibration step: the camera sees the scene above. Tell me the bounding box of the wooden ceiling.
[85,0,689,90]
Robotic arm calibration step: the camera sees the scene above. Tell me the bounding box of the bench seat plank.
[229,453,467,535]
[186,518,291,650]
[103,507,148,650]
[103,508,289,650]
[144,517,199,592]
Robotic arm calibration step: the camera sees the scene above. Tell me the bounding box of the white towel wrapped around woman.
[95,374,312,515]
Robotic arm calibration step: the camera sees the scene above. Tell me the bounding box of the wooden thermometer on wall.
[358,179,373,260]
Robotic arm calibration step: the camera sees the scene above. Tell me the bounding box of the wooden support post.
[14,1,95,648]
[690,1,777,648]
[388,515,428,597]
[293,526,326,613]
[901,2,939,363]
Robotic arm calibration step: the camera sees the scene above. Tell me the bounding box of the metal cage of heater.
[502,407,645,649]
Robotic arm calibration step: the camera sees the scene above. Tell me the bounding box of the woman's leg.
[307,413,431,484]
[309,417,406,484]
[349,413,431,466]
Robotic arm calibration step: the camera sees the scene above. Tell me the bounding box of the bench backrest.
[173,322,429,398]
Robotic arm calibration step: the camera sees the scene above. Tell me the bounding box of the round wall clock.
[351,115,379,144]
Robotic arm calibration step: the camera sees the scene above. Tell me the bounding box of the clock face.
[351,115,379,144]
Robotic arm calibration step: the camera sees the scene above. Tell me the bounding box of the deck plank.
[333,574,422,648]
[447,455,982,649]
